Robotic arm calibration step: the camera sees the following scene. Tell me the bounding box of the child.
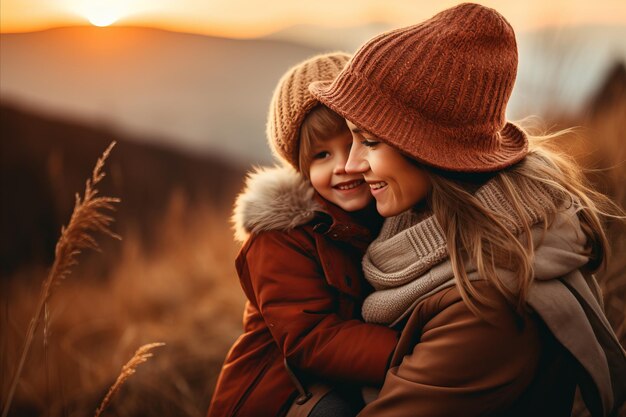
[207,53,399,417]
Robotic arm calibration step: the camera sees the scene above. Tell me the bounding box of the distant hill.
[0,26,324,164]
[265,24,626,117]
[512,25,626,119]
[2,25,626,164]
[0,102,246,275]
[586,61,626,118]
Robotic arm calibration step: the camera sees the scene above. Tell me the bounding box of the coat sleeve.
[358,284,543,417]
[242,230,399,386]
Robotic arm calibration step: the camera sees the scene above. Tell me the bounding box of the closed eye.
[350,128,380,147]
[361,139,380,147]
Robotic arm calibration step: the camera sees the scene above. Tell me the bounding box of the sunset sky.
[2,0,626,37]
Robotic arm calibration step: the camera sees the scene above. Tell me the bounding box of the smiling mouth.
[369,181,388,190]
[333,179,365,190]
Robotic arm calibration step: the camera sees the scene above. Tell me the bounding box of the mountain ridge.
[1,24,625,163]
[0,100,245,275]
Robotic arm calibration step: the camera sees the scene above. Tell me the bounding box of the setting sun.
[86,12,118,27]
[77,0,126,27]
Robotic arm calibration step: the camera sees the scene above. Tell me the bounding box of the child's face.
[309,130,373,212]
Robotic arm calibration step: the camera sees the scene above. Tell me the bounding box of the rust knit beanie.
[267,52,351,169]
[310,3,528,172]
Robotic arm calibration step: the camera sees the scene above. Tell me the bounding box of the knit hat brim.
[267,52,351,169]
[309,73,528,173]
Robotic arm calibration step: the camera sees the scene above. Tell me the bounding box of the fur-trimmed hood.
[232,165,321,242]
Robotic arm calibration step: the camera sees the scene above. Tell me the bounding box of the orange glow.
[1,0,626,36]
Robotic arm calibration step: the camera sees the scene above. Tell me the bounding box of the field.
[1,63,625,416]
[2,199,245,416]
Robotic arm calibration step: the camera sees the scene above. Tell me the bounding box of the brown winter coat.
[358,281,578,417]
[207,166,398,417]
[356,201,626,417]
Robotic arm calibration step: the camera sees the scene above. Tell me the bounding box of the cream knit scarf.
[361,177,558,326]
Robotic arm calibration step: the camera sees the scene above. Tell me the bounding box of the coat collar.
[232,164,382,247]
[232,165,320,242]
[311,193,382,251]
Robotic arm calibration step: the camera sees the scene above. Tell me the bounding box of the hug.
[208,3,626,417]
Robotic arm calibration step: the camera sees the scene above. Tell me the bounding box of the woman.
[309,3,626,416]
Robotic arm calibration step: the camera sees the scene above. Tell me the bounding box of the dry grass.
[0,104,624,417]
[2,142,120,417]
[94,342,165,417]
[555,103,626,417]
[1,191,244,416]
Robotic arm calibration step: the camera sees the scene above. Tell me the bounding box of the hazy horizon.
[2,23,625,164]
[3,0,626,37]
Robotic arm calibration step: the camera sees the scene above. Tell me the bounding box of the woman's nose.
[345,143,368,174]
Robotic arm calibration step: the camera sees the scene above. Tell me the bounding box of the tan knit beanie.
[310,3,528,173]
[267,52,351,169]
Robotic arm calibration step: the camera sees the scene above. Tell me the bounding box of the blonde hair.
[426,128,621,316]
[298,105,348,179]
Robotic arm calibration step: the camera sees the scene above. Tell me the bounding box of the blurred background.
[1,1,625,416]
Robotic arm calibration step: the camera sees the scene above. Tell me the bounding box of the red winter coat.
[207,166,399,417]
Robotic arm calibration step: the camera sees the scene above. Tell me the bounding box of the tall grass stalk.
[93,342,165,417]
[1,142,120,417]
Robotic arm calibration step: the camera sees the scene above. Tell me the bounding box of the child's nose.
[333,157,347,175]
[345,143,368,174]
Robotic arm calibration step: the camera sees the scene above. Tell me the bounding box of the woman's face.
[345,120,432,217]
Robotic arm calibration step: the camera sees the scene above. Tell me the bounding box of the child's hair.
[298,105,349,179]
[426,127,622,316]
